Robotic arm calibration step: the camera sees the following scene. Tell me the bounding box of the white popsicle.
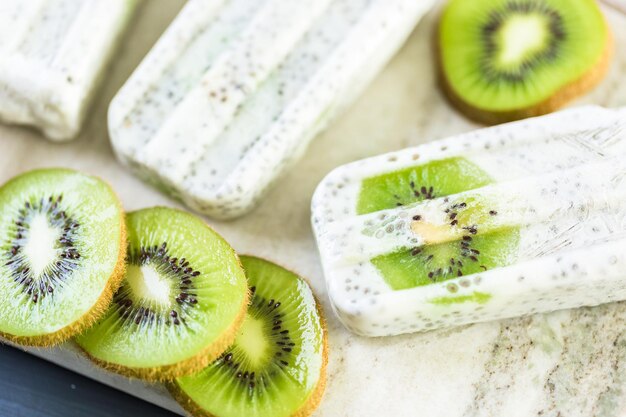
[312,106,626,337]
[109,0,437,219]
[0,0,141,140]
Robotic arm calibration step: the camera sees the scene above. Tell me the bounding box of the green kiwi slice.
[356,157,492,215]
[438,0,612,124]
[76,207,249,381]
[169,256,327,417]
[373,230,519,290]
[0,169,126,346]
[357,158,519,290]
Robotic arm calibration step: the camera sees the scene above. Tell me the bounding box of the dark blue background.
[0,345,177,417]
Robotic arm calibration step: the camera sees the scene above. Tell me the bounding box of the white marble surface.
[2,1,626,416]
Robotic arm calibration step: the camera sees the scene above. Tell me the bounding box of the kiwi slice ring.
[76,207,250,381]
[168,256,328,417]
[437,0,613,124]
[0,169,126,347]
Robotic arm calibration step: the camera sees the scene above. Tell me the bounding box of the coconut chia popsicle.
[0,0,141,141]
[312,106,626,337]
[109,0,436,219]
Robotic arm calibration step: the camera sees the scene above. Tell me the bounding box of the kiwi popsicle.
[109,0,436,220]
[312,106,626,337]
[0,0,141,141]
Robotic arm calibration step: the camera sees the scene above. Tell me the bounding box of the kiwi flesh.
[0,169,126,347]
[438,0,612,124]
[357,158,519,290]
[75,207,249,381]
[356,157,492,215]
[169,256,327,417]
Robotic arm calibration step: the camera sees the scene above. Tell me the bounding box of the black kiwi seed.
[113,243,202,327]
[3,195,81,304]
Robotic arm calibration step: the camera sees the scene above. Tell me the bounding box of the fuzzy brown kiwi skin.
[166,256,329,417]
[436,13,614,125]
[0,176,127,348]
[77,208,250,382]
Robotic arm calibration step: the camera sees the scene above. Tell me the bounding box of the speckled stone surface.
[1,1,626,416]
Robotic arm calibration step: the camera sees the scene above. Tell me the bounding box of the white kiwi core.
[23,214,61,277]
[496,14,548,68]
[126,264,171,305]
[236,315,269,367]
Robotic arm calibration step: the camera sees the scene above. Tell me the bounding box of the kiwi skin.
[166,256,329,417]
[77,207,251,382]
[0,171,127,348]
[437,12,614,125]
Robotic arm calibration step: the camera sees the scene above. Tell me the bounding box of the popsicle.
[312,105,626,337]
[0,0,141,141]
[109,0,436,219]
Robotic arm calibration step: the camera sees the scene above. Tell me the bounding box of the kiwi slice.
[76,207,249,381]
[373,230,519,290]
[169,256,327,417]
[356,157,493,215]
[357,158,519,290]
[0,169,126,346]
[438,0,612,124]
